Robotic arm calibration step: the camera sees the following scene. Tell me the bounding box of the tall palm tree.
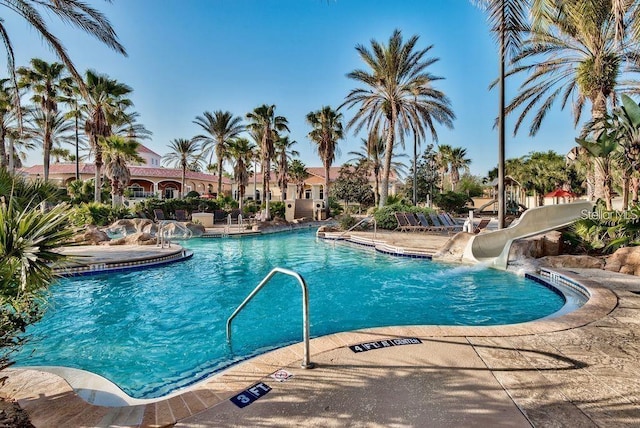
[50,147,71,163]
[342,29,455,208]
[448,147,472,190]
[306,106,343,217]
[17,58,74,182]
[163,138,202,198]
[193,110,244,196]
[27,110,75,163]
[436,144,453,191]
[289,159,309,199]
[227,137,256,210]
[504,0,640,203]
[81,70,133,202]
[273,135,299,200]
[246,104,290,220]
[0,78,16,169]
[472,0,529,228]
[348,134,408,207]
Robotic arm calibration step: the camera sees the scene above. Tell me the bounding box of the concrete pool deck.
[2,232,640,427]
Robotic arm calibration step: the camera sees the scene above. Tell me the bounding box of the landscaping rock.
[73,225,109,245]
[433,232,474,262]
[539,255,605,269]
[508,231,564,261]
[185,222,205,237]
[108,232,157,246]
[605,247,640,275]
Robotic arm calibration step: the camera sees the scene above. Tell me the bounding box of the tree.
[503,0,640,202]
[101,135,143,207]
[27,111,75,165]
[306,106,343,217]
[405,144,440,203]
[193,111,244,196]
[472,0,529,228]
[273,135,299,200]
[227,137,255,210]
[288,159,309,199]
[0,78,15,169]
[163,138,202,199]
[331,163,375,212]
[576,131,618,210]
[342,29,455,208]
[246,104,290,219]
[17,59,74,181]
[81,70,133,202]
[436,144,452,191]
[448,147,471,190]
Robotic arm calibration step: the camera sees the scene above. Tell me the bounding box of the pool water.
[15,230,565,398]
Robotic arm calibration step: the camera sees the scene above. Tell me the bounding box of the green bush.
[185,190,200,198]
[339,214,358,230]
[69,203,129,226]
[433,191,472,214]
[270,201,286,219]
[138,197,220,218]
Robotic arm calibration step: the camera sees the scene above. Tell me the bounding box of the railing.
[226,267,315,369]
[157,221,172,248]
[338,215,377,239]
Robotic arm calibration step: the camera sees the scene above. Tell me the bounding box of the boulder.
[109,232,157,246]
[433,232,474,263]
[73,225,109,245]
[605,247,640,275]
[184,222,205,237]
[508,231,564,261]
[539,254,605,270]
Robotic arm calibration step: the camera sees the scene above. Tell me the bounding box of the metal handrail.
[338,215,377,239]
[226,267,315,369]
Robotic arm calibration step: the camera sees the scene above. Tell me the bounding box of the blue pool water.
[15,230,566,399]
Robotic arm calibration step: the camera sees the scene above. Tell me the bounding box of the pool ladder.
[226,267,315,369]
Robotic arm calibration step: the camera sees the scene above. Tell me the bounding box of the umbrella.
[544,189,575,198]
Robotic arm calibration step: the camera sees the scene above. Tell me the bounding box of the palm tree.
[503,1,640,203]
[449,147,472,190]
[436,144,453,192]
[163,138,202,198]
[81,70,133,202]
[27,111,75,162]
[101,135,143,207]
[16,59,74,182]
[289,159,309,199]
[246,104,290,219]
[348,134,408,207]
[1,0,126,103]
[306,106,343,217]
[472,0,529,227]
[342,29,455,208]
[273,135,299,200]
[50,147,71,163]
[227,137,256,210]
[0,78,16,169]
[193,111,244,196]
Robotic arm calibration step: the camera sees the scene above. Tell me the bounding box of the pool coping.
[0,268,619,427]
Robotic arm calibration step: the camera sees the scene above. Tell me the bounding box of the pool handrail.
[226,267,315,369]
[338,215,377,239]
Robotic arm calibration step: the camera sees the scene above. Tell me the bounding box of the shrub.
[339,214,358,230]
[69,202,129,226]
[433,191,472,214]
[185,190,200,198]
[373,203,434,230]
[270,201,286,219]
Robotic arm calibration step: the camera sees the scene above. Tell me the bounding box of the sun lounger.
[415,212,434,231]
[175,209,190,222]
[473,218,491,234]
[394,212,412,232]
[403,212,426,232]
[428,212,448,231]
[153,209,166,222]
[438,213,463,232]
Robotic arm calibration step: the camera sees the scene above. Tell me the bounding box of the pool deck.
[2,230,640,427]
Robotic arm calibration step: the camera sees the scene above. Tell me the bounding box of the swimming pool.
[15,230,568,399]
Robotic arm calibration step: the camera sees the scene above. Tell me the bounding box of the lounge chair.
[175,209,190,222]
[403,212,426,232]
[438,213,463,232]
[213,209,227,224]
[153,209,166,222]
[415,212,434,231]
[473,218,491,234]
[394,212,412,232]
[428,213,448,231]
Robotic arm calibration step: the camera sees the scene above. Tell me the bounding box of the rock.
[73,225,109,245]
[508,231,564,261]
[184,222,205,237]
[605,247,640,275]
[539,255,605,269]
[542,231,563,256]
[109,232,157,246]
[433,232,474,262]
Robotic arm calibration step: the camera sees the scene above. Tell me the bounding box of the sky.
[7,0,581,177]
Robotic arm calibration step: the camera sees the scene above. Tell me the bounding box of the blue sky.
[8,0,579,177]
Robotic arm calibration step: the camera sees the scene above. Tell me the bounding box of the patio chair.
[394,212,412,232]
[213,209,227,224]
[153,209,166,222]
[403,212,426,232]
[175,209,190,222]
[428,212,448,231]
[438,213,463,232]
[415,212,434,231]
[473,218,491,234]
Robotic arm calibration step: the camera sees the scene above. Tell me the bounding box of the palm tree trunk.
[324,164,330,218]
[263,159,271,220]
[373,167,380,207]
[43,121,52,182]
[379,116,395,208]
[217,159,223,196]
[181,168,186,199]
[622,174,630,211]
[632,176,640,205]
[592,93,610,207]
[0,125,7,169]
[94,141,103,203]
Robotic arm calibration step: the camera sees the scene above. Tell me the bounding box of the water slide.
[474,198,498,213]
[462,201,593,270]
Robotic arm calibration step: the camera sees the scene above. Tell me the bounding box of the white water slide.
[463,201,593,270]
